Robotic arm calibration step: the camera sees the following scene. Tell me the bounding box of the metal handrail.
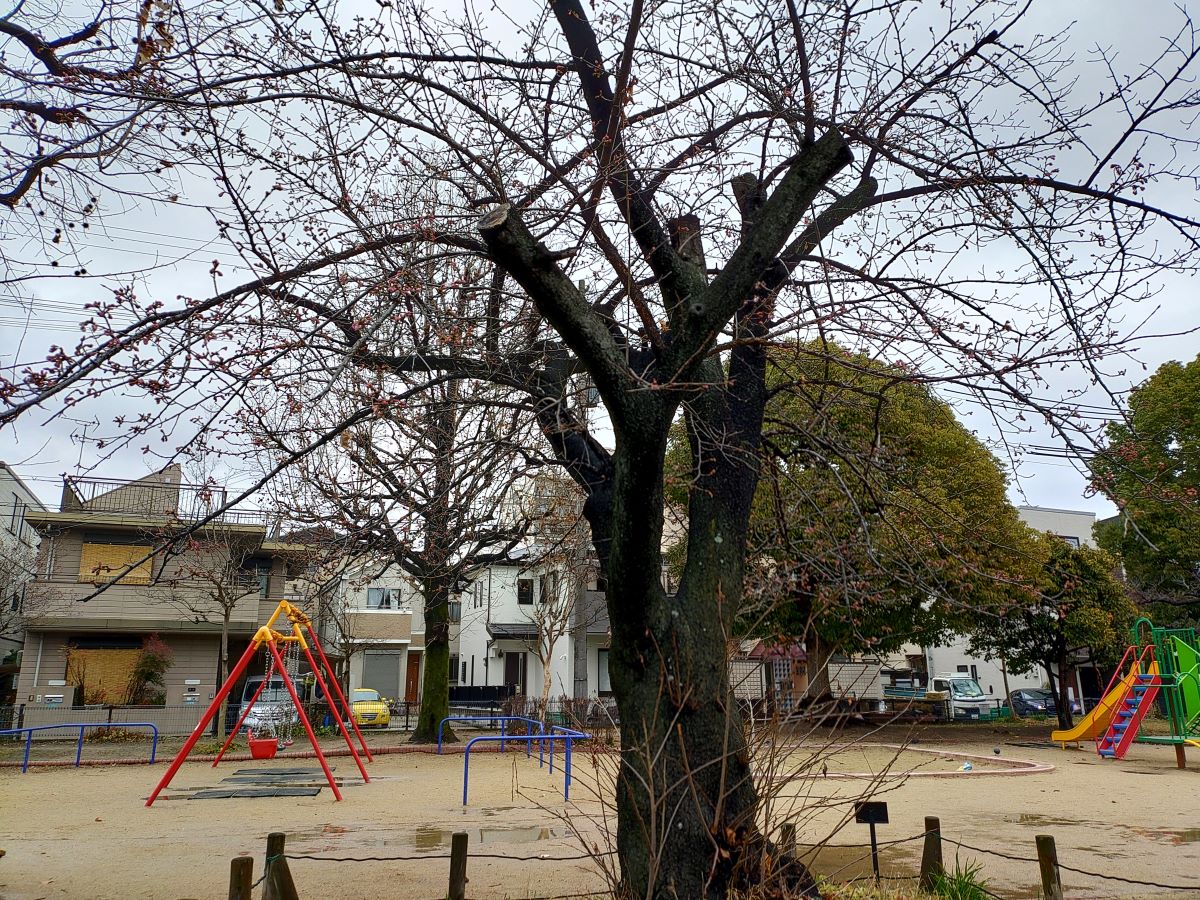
[0,722,159,773]
[436,715,544,754]
[437,715,591,804]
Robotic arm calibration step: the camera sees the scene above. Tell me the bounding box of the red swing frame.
[146,600,372,806]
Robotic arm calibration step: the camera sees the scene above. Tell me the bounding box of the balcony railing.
[62,476,279,533]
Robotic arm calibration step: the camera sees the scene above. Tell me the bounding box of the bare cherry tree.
[4,2,1200,894]
[148,524,276,739]
[260,352,541,742]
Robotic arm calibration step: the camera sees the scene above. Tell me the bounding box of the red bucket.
[248,737,279,760]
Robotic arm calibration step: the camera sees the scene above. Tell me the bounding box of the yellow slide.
[1051,666,1143,747]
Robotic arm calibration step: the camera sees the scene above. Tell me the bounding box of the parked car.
[350,688,391,728]
[1010,688,1081,716]
[239,675,301,735]
[928,673,996,719]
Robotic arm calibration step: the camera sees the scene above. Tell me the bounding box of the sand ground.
[1,735,1198,899]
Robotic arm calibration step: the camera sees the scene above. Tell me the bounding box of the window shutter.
[78,543,153,584]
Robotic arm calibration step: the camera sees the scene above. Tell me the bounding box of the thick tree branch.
[667,129,853,376]
[549,0,704,309]
[478,204,635,420]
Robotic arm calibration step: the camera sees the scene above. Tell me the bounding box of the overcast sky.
[1,0,1197,519]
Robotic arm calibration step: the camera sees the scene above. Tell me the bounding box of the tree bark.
[411,584,454,744]
[217,608,230,741]
[1055,650,1074,730]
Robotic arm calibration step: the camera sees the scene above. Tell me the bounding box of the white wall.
[457,563,575,697]
[924,634,1044,697]
[1,463,45,654]
[1017,506,1096,548]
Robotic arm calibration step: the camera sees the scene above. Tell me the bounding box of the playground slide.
[1051,667,1141,746]
[1173,637,1200,729]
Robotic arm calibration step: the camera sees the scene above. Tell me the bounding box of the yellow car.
[350,688,391,728]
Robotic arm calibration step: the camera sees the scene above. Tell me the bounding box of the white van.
[929,673,995,719]
[238,675,300,735]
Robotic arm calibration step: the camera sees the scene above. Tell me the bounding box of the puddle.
[289,821,565,853]
[408,825,562,852]
[1126,826,1200,844]
[1015,814,1083,828]
[798,842,919,883]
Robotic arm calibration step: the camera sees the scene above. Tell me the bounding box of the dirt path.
[0,737,1197,898]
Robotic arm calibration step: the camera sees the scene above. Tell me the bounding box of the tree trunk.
[599,401,806,898]
[805,632,834,701]
[411,585,454,744]
[1056,652,1075,730]
[540,644,554,710]
[1001,658,1018,719]
[217,609,230,741]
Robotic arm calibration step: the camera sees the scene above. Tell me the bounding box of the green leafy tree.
[668,344,1038,688]
[968,535,1136,729]
[1092,355,1200,622]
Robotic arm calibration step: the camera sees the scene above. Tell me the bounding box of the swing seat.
[248,736,280,760]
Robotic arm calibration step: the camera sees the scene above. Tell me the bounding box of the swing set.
[146,600,372,807]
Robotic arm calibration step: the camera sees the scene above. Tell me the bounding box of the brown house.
[16,466,305,713]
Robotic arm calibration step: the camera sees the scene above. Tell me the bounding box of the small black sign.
[854,801,889,824]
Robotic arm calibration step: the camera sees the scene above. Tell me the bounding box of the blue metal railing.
[436,716,589,805]
[0,722,160,773]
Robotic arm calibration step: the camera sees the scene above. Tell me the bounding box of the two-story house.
[16,466,302,714]
[334,562,428,703]
[457,557,611,701]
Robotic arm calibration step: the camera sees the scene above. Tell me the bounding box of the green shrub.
[928,860,991,900]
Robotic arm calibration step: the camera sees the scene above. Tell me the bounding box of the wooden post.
[227,857,253,900]
[779,822,797,859]
[1175,744,1187,770]
[1036,834,1063,900]
[263,832,300,900]
[919,816,943,890]
[448,831,469,900]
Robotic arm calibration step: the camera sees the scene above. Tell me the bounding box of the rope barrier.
[251,854,281,889]
[943,836,1200,892]
[941,836,1040,864]
[280,825,1200,894]
[285,849,614,863]
[1055,861,1200,892]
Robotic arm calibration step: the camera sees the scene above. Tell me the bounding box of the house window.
[538,573,557,603]
[448,600,461,623]
[366,587,400,609]
[1058,535,1081,548]
[461,661,467,683]
[449,653,459,684]
[243,558,271,598]
[517,578,533,605]
[956,665,969,674]
[597,649,611,695]
[78,543,153,585]
[8,495,26,537]
[472,580,484,609]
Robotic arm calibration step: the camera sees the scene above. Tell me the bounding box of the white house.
[1,462,47,662]
[456,560,611,701]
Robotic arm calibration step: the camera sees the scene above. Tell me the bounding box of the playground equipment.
[146,600,372,806]
[437,715,589,805]
[1051,617,1200,767]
